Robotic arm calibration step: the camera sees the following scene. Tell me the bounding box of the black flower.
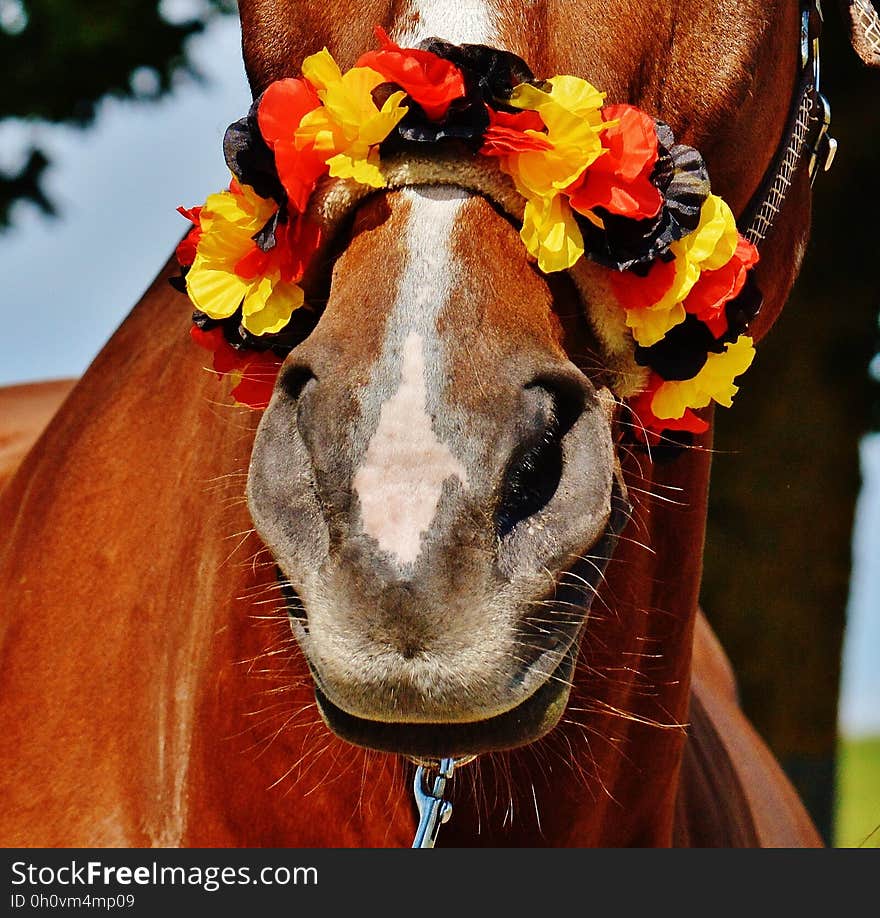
[379,42,535,151]
[223,96,287,205]
[578,120,711,270]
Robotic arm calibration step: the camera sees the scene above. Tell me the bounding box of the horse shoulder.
[674,611,822,847]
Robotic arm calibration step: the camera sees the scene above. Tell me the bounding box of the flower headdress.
[174,26,762,445]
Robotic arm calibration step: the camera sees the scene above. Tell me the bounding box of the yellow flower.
[678,193,739,270]
[624,194,741,346]
[295,49,408,188]
[650,336,756,420]
[239,274,305,336]
[506,76,607,198]
[520,193,584,273]
[185,182,304,336]
[625,300,687,348]
[497,76,609,273]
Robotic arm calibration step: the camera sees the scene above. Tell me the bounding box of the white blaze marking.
[395,0,497,45]
[352,4,494,567]
[354,332,468,566]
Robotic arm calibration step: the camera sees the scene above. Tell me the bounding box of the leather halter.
[742,0,837,246]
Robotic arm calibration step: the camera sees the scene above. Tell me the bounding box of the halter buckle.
[807,1,837,185]
[809,93,837,183]
[803,2,837,187]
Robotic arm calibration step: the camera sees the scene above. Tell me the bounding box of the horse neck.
[0,261,260,844]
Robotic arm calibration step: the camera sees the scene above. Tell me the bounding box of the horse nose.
[276,362,317,408]
[495,366,615,570]
[247,357,332,580]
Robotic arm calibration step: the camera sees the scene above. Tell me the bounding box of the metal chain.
[411,758,455,848]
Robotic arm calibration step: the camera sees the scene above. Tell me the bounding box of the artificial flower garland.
[174,26,763,444]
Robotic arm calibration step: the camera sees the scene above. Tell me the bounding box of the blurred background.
[0,0,877,846]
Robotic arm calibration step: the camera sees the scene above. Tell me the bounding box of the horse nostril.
[280,364,315,402]
[495,380,583,539]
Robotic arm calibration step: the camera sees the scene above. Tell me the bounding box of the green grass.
[835,736,880,848]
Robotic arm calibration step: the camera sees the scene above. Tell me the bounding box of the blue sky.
[0,15,877,736]
[0,16,249,383]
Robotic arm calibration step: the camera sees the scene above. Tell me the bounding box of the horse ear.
[237,0,333,95]
[838,0,880,66]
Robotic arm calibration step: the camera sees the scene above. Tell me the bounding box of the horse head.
[237,0,808,759]
[248,183,621,753]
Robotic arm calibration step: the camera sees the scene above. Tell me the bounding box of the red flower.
[258,78,326,213]
[610,256,677,312]
[480,107,552,156]
[190,326,248,375]
[175,205,202,266]
[567,104,662,219]
[356,26,466,121]
[280,216,323,282]
[683,236,759,337]
[190,326,282,410]
[230,351,283,410]
[628,373,708,445]
[233,216,323,284]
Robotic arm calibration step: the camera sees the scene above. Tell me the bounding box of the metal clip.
[411,757,456,848]
[809,93,837,183]
[805,1,838,185]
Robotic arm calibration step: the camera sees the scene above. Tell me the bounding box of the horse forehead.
[241,0,784,90]
[392,0,500,45]
[331,189,559,396]
[351,189,493,431]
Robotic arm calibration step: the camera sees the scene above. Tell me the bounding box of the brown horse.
[0,380,75,492]
[1,0,876,847]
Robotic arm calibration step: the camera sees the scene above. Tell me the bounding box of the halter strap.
[742,0,837,246]
[303,153,648,397]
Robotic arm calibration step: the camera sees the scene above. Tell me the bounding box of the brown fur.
[0,380,75,491]
[0,1,827,846]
